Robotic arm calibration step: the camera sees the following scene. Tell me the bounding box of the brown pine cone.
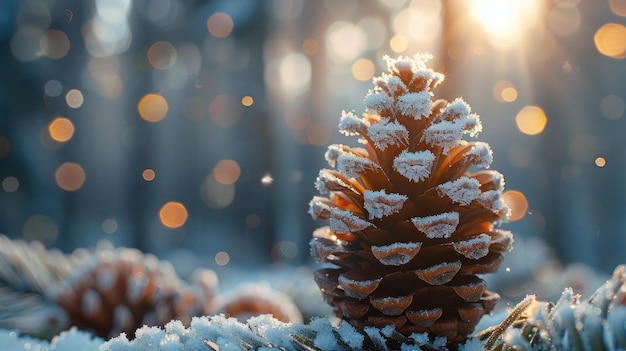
[208,283,303,323]
[309,54,513,344]
[52,246,218,338]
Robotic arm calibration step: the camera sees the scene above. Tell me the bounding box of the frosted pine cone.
[309,54,513,344]
[52,245,218,338]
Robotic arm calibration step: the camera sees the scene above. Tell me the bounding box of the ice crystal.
[393,149,436,182]
[411,212,460,239]
[363,189,407,219]
[338,110,368,136]
[364,91,392,114]
[329,208,373,233]
[367,118,409,151]
[452,234,491,260]
[336,152,381,179]
[436,176,481,205]
[397,91,431,119]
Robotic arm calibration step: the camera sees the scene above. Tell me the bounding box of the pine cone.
[309,54,513,344]
[52,245,218,338]
[208,283,303,323]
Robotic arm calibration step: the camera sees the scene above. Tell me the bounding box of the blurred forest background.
[1,0,626,279]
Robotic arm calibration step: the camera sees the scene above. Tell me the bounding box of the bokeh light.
[547,3,581,37]
[65,89,84,109]
[326,21,366,62]
[44,80,63,97]
[209,94,241,127]
[594,23,626,59]
[493,81,518,102]
[351,58,376,81]
[515,105,547,135]
[55,162,86,191]
[159,201,188,229]
[39,29,70,59]
[48,117,75,142]
[215,251,230,265]
[502,190,529,222]
[245,213,261,229]
[392,3,441,46]
[207,12,234,38]
[278,53,311,95]
[138,93,169,122]
[147,41,177,69]
[142,168,156,181]
[595,157,607,167]
[2,177,19,192]
[102,218,118,234]
[241,96,254,107]
[609,0,626,17]
[201,174,235,209]
[261,174,273,186]
[389,34,408,53]
[22,214,58,246]
[213,159,241,185]
[600,95,625,119]
[302,39,319,55]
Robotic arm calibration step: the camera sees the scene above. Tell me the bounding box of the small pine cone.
[52,246,218,338]
[208,283,303,323]
[309,54,513,344]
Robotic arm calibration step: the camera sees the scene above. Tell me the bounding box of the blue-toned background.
[1,0,625,277]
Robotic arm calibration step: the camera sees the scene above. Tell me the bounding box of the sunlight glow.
[470,0,540,47]
[159,201,188,229]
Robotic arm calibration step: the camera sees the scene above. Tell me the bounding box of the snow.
[310,318,338,350]
[397,91,431,119]
[464,142,493,168]
[364,91,391,114]
[315,169,350,194]
[336,152,380,179]
[452,234,491,260]
[393,149,435,182]
[436,177,481,205]
[371,242,422,266]
[308,196,332,220]
[367,118,409,151]
[324,144,343,167]
[363,326,389,351]
[329,208,373,233]
[477,190,509,216]
[337,320,364,349]
[363,189,407,220]
[338,274,382,299]
[411,212,459,239]
[338,110,368,136]
[384,75,407,96]
[421,119,464,154]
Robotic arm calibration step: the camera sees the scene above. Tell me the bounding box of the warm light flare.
[470,0,540,47]
[159,201,188,229]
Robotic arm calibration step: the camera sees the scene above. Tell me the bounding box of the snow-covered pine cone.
[208,283,303,323]
[52,245,218,338]
[309,54,513,344]
[0,235,78,339]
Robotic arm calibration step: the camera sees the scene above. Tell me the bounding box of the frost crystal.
[411,212,460,239]
[393,149,436,182]
[364,91,391,113]
[421,119,464,154]
[339,110,368,136]
[308,196,333,220]
[324,144,344,167]
[367,118,409,151]
[336,153,380,179]
[371,242,422,266]
[437,177,481,205]
[329,208,373,233]
[397,91,431,119]
[464,142,493,168]
[363,190,407,220]
[452,234,491,260]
